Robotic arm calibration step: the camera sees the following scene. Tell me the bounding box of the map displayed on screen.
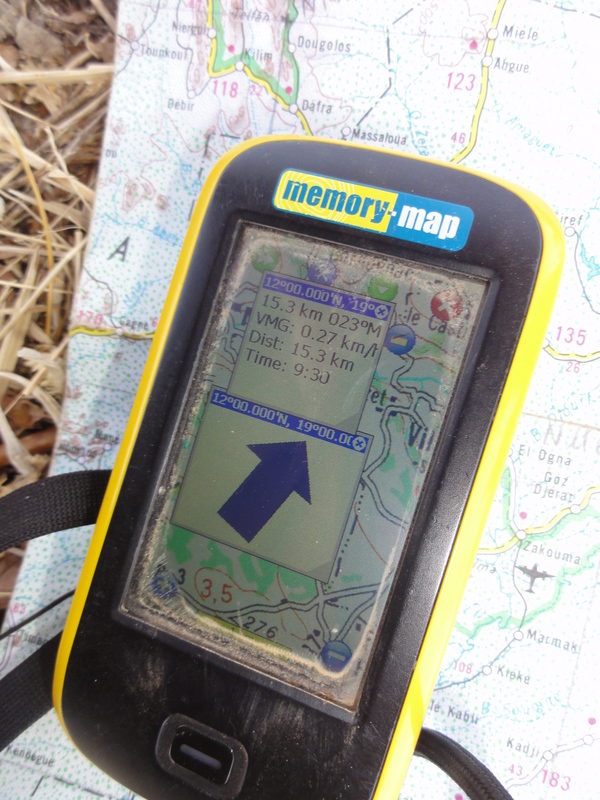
[122,224,487,708]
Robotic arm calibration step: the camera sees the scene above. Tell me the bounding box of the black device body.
[57,138,554,800]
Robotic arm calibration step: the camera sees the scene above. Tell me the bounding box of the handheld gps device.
[54,137,563,800]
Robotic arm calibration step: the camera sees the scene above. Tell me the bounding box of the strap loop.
[0,469,110,551]
[0,470,109,750]
[0,471,515,799]
[415,727,514,799]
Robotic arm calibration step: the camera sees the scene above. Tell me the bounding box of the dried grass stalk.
[0,0,115,606]
[0,64,115,85]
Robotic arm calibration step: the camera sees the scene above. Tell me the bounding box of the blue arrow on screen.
[218,441,311,543]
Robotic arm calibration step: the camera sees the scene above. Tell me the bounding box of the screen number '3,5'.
[199,578,233,603]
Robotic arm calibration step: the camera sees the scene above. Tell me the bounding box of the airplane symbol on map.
[516,563,554,593]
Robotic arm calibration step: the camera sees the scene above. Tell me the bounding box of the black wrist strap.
[0,633,61,752]
[0,469,110,551]
[0,470,110,752]
[0,471,514,799]
[415,727,514,799]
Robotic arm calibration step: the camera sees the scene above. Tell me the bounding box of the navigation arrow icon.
[218,441,311,543]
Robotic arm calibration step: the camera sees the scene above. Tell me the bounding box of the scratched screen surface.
[121,222,487,710]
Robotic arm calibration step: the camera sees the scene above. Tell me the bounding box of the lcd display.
[121,223,488,710]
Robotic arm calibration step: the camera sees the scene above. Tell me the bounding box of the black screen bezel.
[116,213,495,719]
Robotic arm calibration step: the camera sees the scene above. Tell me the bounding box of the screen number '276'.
[243,617,278,639]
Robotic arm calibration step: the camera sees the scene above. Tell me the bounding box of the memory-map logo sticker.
[272,169,474,252]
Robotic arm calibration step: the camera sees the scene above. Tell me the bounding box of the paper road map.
[2,0,600,797]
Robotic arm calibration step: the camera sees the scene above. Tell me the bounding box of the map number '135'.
[556,327,586,346]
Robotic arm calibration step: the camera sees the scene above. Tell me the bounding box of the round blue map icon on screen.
[321,640,352,672]
[152,566,178,599]
[385,324,416,356]
[307,259,337,285]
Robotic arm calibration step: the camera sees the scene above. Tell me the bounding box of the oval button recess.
[156,714,248,798]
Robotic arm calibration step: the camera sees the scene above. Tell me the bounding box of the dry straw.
[0,0,115,607]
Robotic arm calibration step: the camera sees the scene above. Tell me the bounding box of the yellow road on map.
[479,482,600,555]
[70,326,154,341]
[544,343,600,363]
[206,0,313,135]
[451,0,508,164]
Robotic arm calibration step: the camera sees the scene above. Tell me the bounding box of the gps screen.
[121,222,488,710]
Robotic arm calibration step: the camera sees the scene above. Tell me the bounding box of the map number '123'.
[447,73,475,91]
